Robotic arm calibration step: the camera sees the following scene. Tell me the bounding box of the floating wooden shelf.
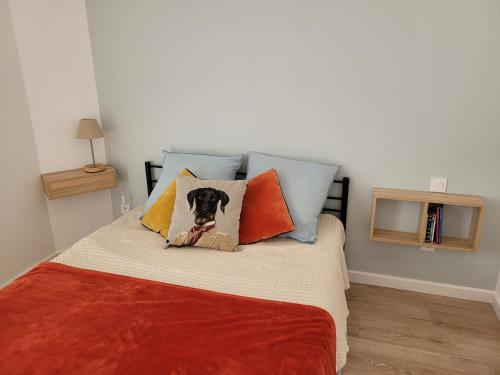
[372,229,418,245]
[41,166,117,200]
[370,188,485,252]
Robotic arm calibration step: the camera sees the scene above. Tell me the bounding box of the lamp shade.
[76,119,103,139]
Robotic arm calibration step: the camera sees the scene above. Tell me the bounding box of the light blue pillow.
[144,151,242,213]
[246,152,338,242]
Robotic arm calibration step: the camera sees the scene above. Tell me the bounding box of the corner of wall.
[0,0,56,285]
[8,0,114,250]
[493,269,500,320]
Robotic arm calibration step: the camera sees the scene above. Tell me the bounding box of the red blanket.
[0,262,336,375]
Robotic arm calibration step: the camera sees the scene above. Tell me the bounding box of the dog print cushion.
[239,169,294,244]
[141,168,195,237]
[167,175,248,251]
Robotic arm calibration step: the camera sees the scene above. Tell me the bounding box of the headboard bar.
[145,161,154,196]
[144,161,350,230]
[340,176,350,227]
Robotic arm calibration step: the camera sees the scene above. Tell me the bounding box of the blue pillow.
[246,152,338,242]
[144,151,242,213]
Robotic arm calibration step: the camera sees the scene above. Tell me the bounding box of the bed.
[0,162,350,374]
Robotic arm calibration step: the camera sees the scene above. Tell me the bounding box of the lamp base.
[83,163,106,173]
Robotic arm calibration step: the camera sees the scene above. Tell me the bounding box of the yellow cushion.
[141,168,194,237]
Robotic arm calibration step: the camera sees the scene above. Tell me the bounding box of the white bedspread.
[53,207,350,370]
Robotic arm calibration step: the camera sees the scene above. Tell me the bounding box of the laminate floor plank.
[343,283,500,375]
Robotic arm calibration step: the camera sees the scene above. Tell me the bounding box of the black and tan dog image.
[172,188,235,251]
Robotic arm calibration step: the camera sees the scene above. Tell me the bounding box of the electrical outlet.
[430,177,447,192]
[120,194,130,215]
[121,203,131,215]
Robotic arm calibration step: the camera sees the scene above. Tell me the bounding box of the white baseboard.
[0,250,60,288]
[494,270,500,320]
[348,269,494,304]
[492,292,500,321]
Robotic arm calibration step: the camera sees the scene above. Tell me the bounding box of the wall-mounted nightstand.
[369,188,485,252]
[41,166,117,200]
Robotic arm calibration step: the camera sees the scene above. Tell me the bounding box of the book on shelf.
[425,203,443,244]
[425,211,433,243]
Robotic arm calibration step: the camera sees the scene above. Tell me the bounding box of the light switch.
[430,177,448,192]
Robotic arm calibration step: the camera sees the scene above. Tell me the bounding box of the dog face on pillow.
[187,188,229,225]
[171,187,234,251]
[167,175,247,252]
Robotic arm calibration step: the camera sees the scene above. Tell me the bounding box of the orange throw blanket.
[0,262,336,375]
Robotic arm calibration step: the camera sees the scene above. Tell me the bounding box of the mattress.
[53,207,350,370]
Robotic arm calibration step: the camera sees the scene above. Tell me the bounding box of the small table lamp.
[76,119,106,173]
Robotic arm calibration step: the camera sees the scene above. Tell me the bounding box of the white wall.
[86,0,500,289]
[9,0,114,250]
[0,0,55,285]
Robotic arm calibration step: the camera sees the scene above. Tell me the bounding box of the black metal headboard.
[145,161,350,229]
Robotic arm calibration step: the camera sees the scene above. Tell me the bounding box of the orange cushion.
[239,169,294,244]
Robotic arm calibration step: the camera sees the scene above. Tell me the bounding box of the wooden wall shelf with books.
[369,188,485,252]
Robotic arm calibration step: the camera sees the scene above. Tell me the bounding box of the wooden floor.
[343,283,500,375]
